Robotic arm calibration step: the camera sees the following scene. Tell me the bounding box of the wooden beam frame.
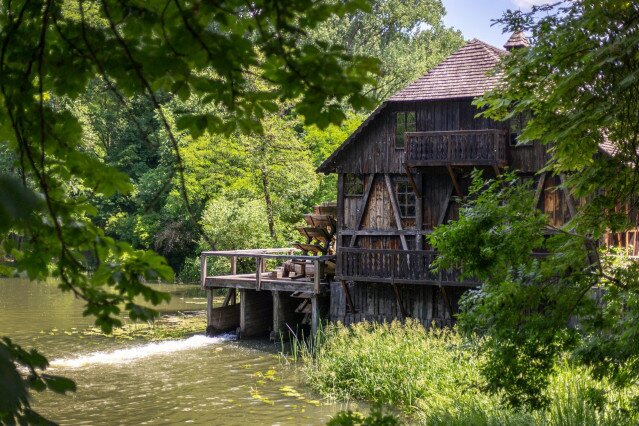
[439,285,455,320]
[533,172,547,209]
[446,165,463,198]
[404,164,421,198]
[559,173,578,219]
[416,172,423,250]
[437,186,454,226]
[340,280,357,313]
[349,174,376,247]
[385,174,409,250]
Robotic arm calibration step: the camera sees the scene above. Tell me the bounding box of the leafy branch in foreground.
[430,171,639,410]
[0,0,378,422]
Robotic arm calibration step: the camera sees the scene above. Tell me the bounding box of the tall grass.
[292,319,639,425]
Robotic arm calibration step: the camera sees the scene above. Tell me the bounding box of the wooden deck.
[200,249,334,337]
[204,272,329,293]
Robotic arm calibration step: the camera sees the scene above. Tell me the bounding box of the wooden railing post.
[200,253,207,288]
[314,259,322,294]
[230,255,237,275]
[256,257,263,291]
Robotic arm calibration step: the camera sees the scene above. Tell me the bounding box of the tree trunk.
[260,166,276,240]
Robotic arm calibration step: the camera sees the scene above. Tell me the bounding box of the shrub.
[298,320,639,425]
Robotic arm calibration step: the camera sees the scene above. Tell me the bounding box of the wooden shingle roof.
[389,39,506,102]
[504,31,530,50]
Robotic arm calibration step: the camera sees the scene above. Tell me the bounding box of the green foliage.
[0,0,380,421]
[0,338,75,425]
[477,0,639,238]
[311,0,463,101]
[430,171,639,409]
[436,0,639,412]
[304,321,638,426]
[302,320,491,413]
[328,405,400,426]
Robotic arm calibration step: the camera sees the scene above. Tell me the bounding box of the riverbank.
[296,320,639,425]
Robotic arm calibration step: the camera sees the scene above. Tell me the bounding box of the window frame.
[344,174,365,197]
[394,111,416,150]
[509,110,533,146]
[395,178,416,219]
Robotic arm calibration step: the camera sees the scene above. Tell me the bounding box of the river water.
[0,278,351,425]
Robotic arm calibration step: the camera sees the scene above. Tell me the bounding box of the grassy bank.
[295,320,638,425]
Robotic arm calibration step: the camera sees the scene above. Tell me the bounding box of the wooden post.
[311,295,319,338]
[230,256,237,304]
[416,172,423,251]
[239,289,246,338]
[256,257,263,291]
[272,291,280,341]
[340,280,357,313]
[206,288,214,334]
[314,259,322,294]
[230,255,237,274]
[200,253,207,288]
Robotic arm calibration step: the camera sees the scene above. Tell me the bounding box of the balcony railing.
[404,129,507,166]
[336,248,478,287]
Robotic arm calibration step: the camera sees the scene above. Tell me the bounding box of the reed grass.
[291,319,639,425]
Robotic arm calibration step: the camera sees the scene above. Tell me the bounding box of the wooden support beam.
[559,173,578,219]
[404,164,421,198]
[446,165,462,198]
[437,187,454,226]
[416,172,423,251]
[440,285,454,321]
[313,259,322,294]
[255,257,265,291]
[384,174,409,250]
[392,284,407,320]
[533,172,547,209]
[493,165,501,177]
[230,256,237,275]
[350,174,376,247]
[222,256,238,307]
[340,280,357,314]
[272,291,280,341]
[311,296,319,337]
[200,254,208,288]
[206,288,213,328]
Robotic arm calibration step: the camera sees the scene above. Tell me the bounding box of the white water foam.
[51,334,232,369]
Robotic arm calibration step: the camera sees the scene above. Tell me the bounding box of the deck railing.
[404,129,507,166]
[200,248,335,294]
[336,248,478,287]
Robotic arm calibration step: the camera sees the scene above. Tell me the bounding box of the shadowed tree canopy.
[0,0,379,422]
[311,0,463,102]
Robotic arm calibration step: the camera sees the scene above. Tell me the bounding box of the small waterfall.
[50,334,232,369]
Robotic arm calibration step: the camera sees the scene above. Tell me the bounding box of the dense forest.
[19,0,461,283]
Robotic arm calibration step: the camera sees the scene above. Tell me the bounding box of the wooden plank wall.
[330,282,465,327]
[334,99,508,174]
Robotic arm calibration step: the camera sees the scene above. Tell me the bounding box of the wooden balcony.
[336,248,479,287]
[404,129,507,167]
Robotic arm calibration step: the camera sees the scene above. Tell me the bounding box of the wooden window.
[396,179,416,218]
[395,111,416,149]
[344,174,364,196]
[509,110,533,146]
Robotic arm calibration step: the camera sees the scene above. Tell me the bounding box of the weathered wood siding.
[334,100,509,174]
[330,282,465,327]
